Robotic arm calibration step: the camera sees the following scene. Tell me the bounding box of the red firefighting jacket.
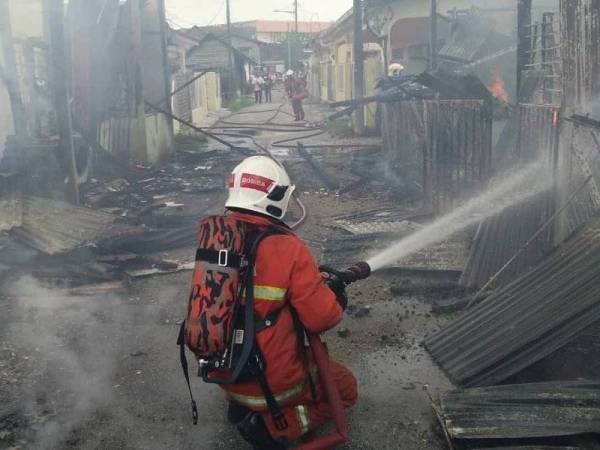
[221,210,343,409]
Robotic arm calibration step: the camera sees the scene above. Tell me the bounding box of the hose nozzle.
[339,261,371,285]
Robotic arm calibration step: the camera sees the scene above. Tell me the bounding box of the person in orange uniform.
[223,156,357,449]
[291,74,308,121]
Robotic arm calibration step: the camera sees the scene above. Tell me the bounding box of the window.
[392,47,405,60]
[407,44,428,60]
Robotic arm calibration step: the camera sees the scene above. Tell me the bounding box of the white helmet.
[226,156,296,220]
[388,63,405,77]
[286,70,294,77]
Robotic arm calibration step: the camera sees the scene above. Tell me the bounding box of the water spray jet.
[364,161,553,273]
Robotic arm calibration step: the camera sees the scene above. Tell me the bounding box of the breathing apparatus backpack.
[177,215,289,430]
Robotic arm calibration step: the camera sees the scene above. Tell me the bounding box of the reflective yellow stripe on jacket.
[253,285,286,302]
[227,366,317,409]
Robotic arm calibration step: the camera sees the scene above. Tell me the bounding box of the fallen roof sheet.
[7,196,139,255]
[425,215,600,387]
[437,381,600,440]
[460,192,554,289]
[416,70,492,100]
[471,447,582,450]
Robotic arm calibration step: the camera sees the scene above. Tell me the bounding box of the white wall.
[0,83,13,160]
[0,0,44,160]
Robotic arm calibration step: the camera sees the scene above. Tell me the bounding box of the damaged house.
[424,1,600,448]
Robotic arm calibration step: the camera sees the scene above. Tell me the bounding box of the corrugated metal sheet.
[439,14,513,64]
[382,99,492,212]
[561,0,600,111]
[461,105,559,289]
[426,215,600,387]
[438,381,600,440]
[459,192,554,288]
[472,447,581,450]
[555,120,600,242]
[8,197,138,254]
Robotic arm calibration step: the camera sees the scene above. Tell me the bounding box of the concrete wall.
[188,71,222,129]
[0,42,13,159]
[8,0,44,39]
[0,0,45,159]
[144,113,173,165]
[364,56,383,128]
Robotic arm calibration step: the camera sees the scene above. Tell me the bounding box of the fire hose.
[295,262,371,450]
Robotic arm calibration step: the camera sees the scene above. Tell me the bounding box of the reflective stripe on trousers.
[227,366,317,409]
[295,405,310,435]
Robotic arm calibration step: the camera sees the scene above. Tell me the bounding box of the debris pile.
[0,147,244,293]
[435,381,600,448]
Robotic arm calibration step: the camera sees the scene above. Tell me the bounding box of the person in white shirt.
[252,74,264,104]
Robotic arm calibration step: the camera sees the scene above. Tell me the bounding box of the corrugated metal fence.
[461,104,559,289]
[382,99,492,211]
[561,0,600,112]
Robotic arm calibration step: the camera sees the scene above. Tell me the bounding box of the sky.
[164,0,352,29]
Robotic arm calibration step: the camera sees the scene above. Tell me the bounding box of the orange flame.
[489,71,509,103]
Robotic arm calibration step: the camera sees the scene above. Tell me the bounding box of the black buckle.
[191,400,198,425]
[273,411,288,431]
[218,249,228,267]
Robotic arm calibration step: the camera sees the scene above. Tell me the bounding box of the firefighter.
[388,62,405,78]
[223,156,357,449]
[291,74,308,122]
[284,69,294,98]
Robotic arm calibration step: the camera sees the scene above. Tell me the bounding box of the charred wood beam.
[566,114,600,130]
[327,105,357,121]
[155,70,209,107]
[328,92,404,108]
[296,142,340,190]
[47,0,80,203]
[144,100,250,153]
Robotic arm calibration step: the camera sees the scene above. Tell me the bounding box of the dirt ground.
[0,91,457,449]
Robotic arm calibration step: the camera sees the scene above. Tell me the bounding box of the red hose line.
[294,334,349,450]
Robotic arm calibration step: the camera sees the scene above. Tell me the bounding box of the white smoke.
[4,277,118,449]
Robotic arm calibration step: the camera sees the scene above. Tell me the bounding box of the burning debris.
[489,70,510,103]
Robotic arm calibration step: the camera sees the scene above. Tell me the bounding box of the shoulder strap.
[177,323,198,425]
[228,228,279,382]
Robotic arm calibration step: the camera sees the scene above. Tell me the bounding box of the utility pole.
[294,0,298,33]
[353,0,365,135]
[157,0,174,134]
[0,0,27,137]
[225,0,237,98]
[287,24,292,70]
[429,0,437,71]
[46,0,80,203]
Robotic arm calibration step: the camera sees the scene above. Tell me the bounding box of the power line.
[206,0,226,27]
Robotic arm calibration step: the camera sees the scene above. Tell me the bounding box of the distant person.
[292,74,308,122]
[284,70,294,99]
[388,62,405,78]
[252,74,264,104]
[263,72,274,103]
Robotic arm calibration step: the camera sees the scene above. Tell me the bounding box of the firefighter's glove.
[320,267,348,310]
